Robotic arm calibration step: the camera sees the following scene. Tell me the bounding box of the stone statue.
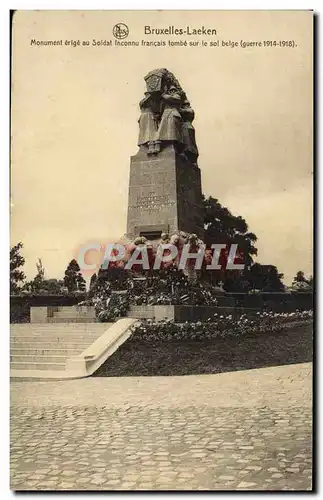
[138,92,160,154]
[144,68,184,95]
[137,68,198,164]
[157,86,183,145]
[180,100,199,165]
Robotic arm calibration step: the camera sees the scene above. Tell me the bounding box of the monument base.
[126,145,204,240]
[128,303,243,322]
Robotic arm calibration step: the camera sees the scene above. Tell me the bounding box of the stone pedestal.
[126,145,204,240]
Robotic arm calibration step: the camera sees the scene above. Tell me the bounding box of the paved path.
[11,363,312,491]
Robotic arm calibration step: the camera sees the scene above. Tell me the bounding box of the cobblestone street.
[10,362,312,491]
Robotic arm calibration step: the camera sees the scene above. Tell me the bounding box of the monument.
[126,69,204,241]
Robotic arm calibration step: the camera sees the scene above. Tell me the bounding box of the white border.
[2,2,319,499]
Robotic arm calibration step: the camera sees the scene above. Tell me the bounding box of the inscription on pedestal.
[130,193,174,210]
[126,148,204,239]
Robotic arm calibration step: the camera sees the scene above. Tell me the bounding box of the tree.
[292,270,313,291]
[31,258,45,292]
[10,242,26,294]
[46,279,65,294]
[23,278,66,295]
[247,263,285,292]
[64,259,86,293]
[23,258,66,295]
[97,266,129,290]
[88,273,98,298]
[90,273,98,290]
[202,196,258,289]
[293,271,307,284]
[203,196,258,266]
[39,279,65,295]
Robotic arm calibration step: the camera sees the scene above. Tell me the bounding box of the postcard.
[10,10,313,492]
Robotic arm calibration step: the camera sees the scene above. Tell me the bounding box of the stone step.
[11,327,103,334]
[11,334,103,341]
[11,331,101,337]
[53,309,95,316]
[11,322,104,326]
[10,332,105,339]
[11,342,91,350]
[11,340,94,347]
[10,347,86,356]
[11,361,66,371]
[10,317,137,378]
[11,324,108,332]
[51,312,95,320]
[11,354,68,363]
[52,314,95,318]
[10,337,94,342]
[55,307,92,310]
[10,336,100,343]
[47,318,97,323]
[55,306,95,312]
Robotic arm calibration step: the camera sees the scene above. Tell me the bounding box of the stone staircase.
[10,323,110,374]
[48,306,96,323]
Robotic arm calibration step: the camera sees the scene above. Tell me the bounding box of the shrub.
[130,310,313,341]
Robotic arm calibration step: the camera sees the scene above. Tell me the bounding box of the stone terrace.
[11,362,312,491]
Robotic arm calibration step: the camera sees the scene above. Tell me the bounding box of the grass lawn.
[94,322,313,377]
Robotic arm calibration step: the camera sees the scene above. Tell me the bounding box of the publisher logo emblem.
[112,23,129,39]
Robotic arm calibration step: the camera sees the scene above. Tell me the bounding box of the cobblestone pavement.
[10,363,312,491]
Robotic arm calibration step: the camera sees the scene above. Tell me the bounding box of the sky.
[11,10,313,285]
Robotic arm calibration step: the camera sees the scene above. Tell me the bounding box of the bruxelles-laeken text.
[144,26,217,35]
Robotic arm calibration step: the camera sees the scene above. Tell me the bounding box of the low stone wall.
[228,292,313,312]
[30,306,49,323]
[128,305,261,322]
[127,293,313,321]
[30,305,96,324]
[10,294,87,323]
[128,305,173,321]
